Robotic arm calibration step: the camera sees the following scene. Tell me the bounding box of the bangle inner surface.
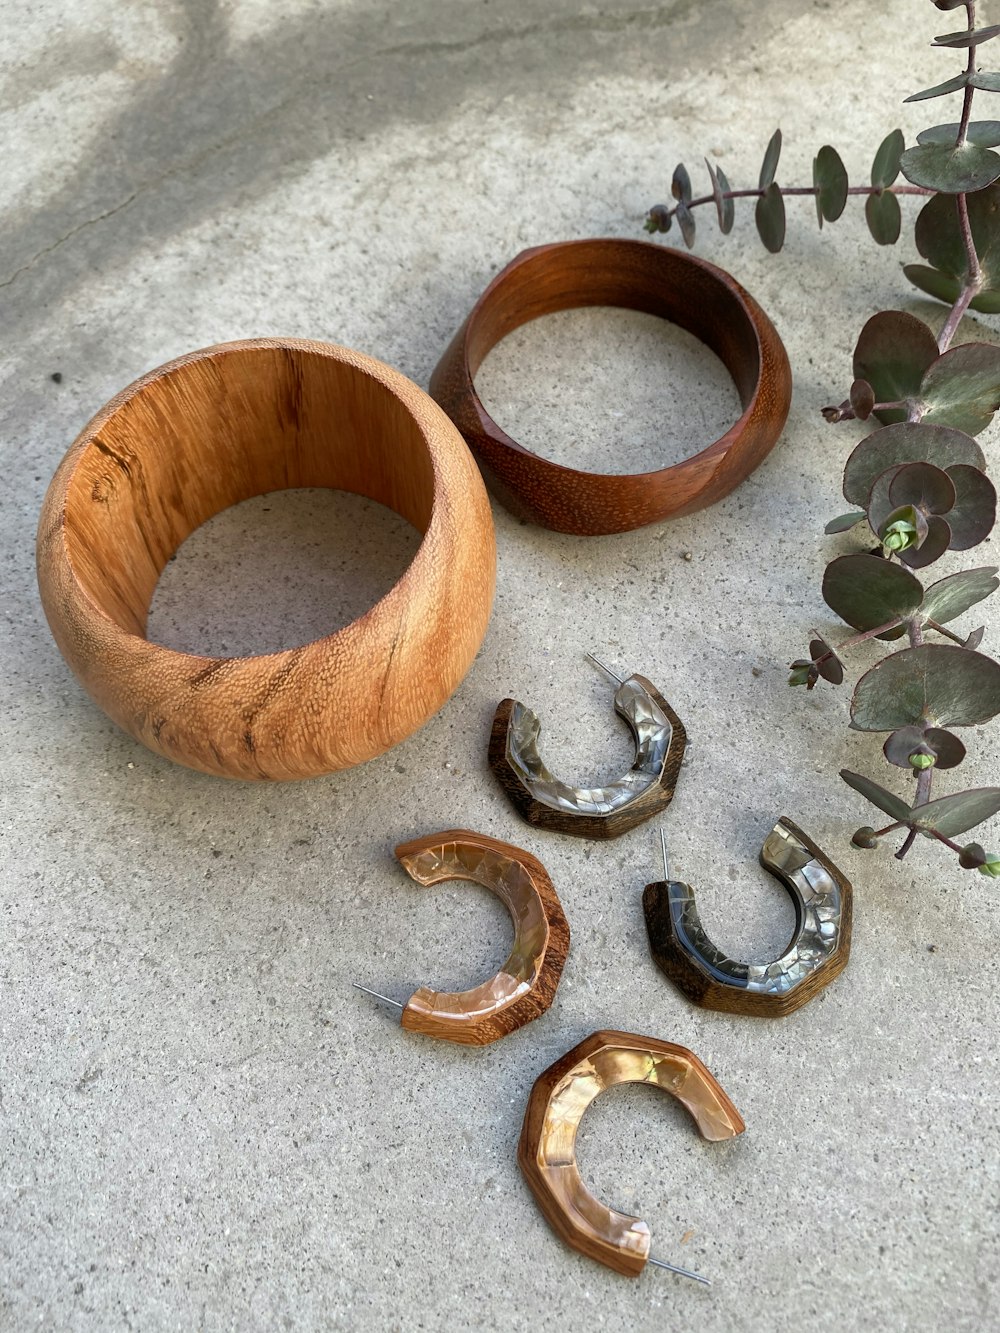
[64,345,436,641]
[474,307,741,475]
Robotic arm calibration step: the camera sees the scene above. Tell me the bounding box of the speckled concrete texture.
[2,1,999,1329]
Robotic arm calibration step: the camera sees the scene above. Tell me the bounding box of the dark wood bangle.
[429,238,792,535]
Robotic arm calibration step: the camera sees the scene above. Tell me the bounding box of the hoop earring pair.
[353,827,745,1285]
[488,655,853,1015]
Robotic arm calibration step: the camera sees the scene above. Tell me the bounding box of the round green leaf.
[921,566,1000,623]
[881,724,966,769]
[645,205,671,234]
[809,634,844,685]
[966,626,986,649]
[918,343,1000,435]
[910,787,1000,837]
[887,461,957,514]
[843,421,985,507]
[839,769,912,822]
[758,129,782,190]
[945,464,997,550]
[676,201,696,248]
[917,120,1000,147]
[705,159,735,235]
[853,311,938,425]
[866,190,902,245]
[899,514,952,569]
[671,163,692,203]
[823,553,923,630]
[825,510,866,534]
[755,181,785,252]
[813,145,848,225]
[871,128,905,188]
[850,644,1000,731]
[883,725,931,768]
[923,728,967,770]
[715,164,735,235]
[899,142,1000,194]
[850,378,876,420]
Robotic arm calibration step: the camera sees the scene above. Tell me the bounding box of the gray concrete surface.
[2,1,999,1328]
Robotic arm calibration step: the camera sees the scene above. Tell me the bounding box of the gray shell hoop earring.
[643,821,852,1017]
[489,654,687,840]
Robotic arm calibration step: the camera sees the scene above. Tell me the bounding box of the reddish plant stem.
[874,821,905,837]
[936,4,983,352]
[925,618,968,646]
[937,191,983,352]
[930,829,968,856]
[895,827,919,859]
[676,183,933,214]
[956,2,978,148]
[833,619,905,653]
[895,618,933,861]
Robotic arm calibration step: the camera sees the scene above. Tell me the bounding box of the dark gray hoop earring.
[643,819,852,1016]
[489,655,687,840]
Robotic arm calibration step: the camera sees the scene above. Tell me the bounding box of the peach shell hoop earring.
[429,237,792,535]
[518,1030,745,1281]
[36,339,496,781]
[354,829,570,1046]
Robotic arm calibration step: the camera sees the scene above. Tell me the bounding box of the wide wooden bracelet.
[37,338,496,780]
[430,238,792,535]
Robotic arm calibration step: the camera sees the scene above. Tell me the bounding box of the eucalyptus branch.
[653,181,932,225]
[641,0,1000,876]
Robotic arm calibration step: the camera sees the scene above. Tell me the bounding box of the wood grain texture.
[488,676,687,840]
[394,829,569,1046]
[643,817,853,1017]
[518,1030,745,1277]
[37,339,496,780]
[429,238,792,535]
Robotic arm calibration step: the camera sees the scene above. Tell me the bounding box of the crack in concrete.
[377,2,686,59]
[0,3,690,292]
[0,47,378,292]
[0,191,140,290]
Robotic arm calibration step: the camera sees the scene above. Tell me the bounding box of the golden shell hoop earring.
[355,829,570,1046]
[518,1030,745,1281]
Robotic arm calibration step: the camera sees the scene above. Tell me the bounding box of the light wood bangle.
[37,338,496,780]
[430,238,792,535]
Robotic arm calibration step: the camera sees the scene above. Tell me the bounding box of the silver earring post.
[648,1254,711,1286]
[659,827,671,882]
[353,982,404,1010]
[585,651,624,685]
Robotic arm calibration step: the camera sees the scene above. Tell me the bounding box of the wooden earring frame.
[489,672,687,840]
